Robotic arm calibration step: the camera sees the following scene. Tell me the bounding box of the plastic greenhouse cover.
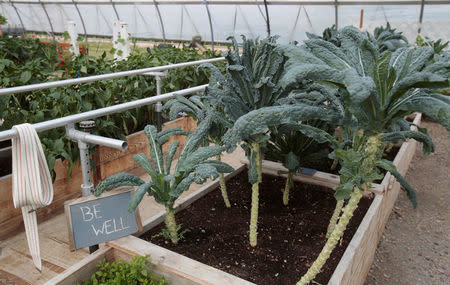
[0,1,449,43]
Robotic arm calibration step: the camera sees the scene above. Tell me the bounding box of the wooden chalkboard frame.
[64,187,143,251]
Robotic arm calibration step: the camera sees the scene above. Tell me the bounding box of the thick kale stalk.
[298,134,383,284]
[326,200,344,238]
[216,154,231,208]
[95,122,234,244]
[282,172,294,206]
[249,143,263,246]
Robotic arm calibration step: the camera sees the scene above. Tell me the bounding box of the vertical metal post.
[38,0,55,41]
[334,0,338,29]
[8,0,25,34]
[72,0,88,55]
[263,0,270,36]
[203,0,215,52]
[418,0,425,34]
[155,75,163,131]
[71,122,99,253]
[111,0,120,21]
[153,0,166,42]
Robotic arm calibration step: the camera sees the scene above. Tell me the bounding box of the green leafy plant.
[369,22,409,52]
[202,36,339,247]
[0,36,223,179]
[77,254,167,285]
[0,14,7,25]
[163,94,233,207]
[306,25,340,47]
[416,34,449,55]
[263,121,333,205]
[281,26,449,284]
[94,121,234,244]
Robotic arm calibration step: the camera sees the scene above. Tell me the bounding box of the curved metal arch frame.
[152,0,166,42]
[203,0,215,51]
[38,0,55,41]
[7,0,25,33]
[71,0,88,53]
[263,0,270,36]
[111,0,120,21]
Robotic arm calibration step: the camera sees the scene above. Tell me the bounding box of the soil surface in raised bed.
[142,170,373,285]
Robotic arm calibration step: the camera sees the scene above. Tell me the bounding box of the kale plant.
[163,94,233,207]
[369,22,409,53]
[263,120,334,206]
[281,26,449,284]
[202,36,338,246]
[95,121,234,244]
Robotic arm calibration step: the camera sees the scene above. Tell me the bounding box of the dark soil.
[142,170,373,285]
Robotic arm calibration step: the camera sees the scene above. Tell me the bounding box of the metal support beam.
[111,0,120,20]
[144,70,168,131]
[0,84,208,142]
[334,0,338,28]
[418,0,425,34]
[66,122,127,254]
[203,0,215,51]
[4,1,450,5]
[38,0,55,41]
[8,0,25,33]
[263,0,270,36]
[72,0,88,53]
[0,57,224,97]
[152,0,166,42]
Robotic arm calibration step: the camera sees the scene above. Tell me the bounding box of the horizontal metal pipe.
[3,1,450,5]
[0,57,223,96]
[0,84,207,142]
[69,129,128,150]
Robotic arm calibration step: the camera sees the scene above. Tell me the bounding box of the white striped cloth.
[12,123,54,272]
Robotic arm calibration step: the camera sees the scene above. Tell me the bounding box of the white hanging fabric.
[12,123,54,271]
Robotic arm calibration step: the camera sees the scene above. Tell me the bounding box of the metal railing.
[0,57,224,246]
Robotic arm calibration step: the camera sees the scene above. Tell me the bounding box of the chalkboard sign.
[65,188,142,251]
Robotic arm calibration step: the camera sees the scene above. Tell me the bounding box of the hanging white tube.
[12,123,54,271]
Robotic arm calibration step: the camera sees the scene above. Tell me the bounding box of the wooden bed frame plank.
[43,247,113,285]
[108,235,255,285]
[241,158,385,195]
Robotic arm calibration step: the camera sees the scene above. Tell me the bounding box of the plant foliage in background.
[0,14,7,25]
[77,254,167,285]
[369,22,409,52]
[263,120,333,205]
[416,34,449,55]
[94,122,234,244]
[0,35,223,179]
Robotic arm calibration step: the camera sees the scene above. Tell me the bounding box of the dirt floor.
[366,120,450,285]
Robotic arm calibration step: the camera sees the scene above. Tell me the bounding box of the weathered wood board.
[241,158,385,195]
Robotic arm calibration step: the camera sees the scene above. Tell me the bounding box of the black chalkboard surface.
[65,188,142,251]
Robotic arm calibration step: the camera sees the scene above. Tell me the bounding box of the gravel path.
[366,120,450,285]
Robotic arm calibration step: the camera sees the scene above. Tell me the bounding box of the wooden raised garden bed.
[52,114,421,285]
[0,115,195,240]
